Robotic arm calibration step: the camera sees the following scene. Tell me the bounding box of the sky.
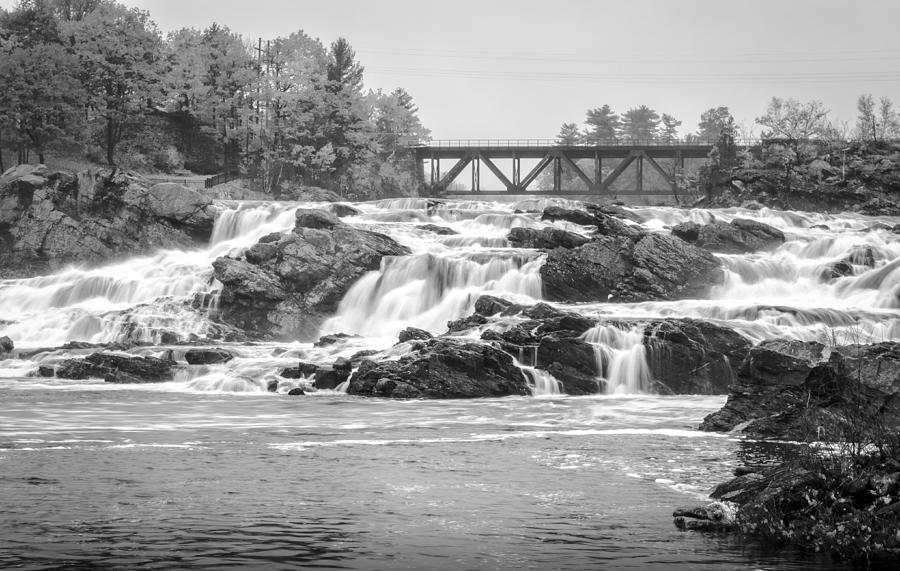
[4,0,900,141]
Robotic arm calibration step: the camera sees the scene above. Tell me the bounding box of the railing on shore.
[204,171,241,189]
[411,137,872,149]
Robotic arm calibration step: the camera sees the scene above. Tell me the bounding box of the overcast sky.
[4,0,900,140]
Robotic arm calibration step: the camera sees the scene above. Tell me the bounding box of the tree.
[619,105,660,141]
[878,97,899,140]
[856,94,877,141]
[65,2,164,165]
[697,107,734,142]
[555,122,582,145]
[326,37,363,92]
[755,97,830,142]
[583,105,619,144]
[660,114,681,143]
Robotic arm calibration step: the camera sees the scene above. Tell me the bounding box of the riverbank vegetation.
[0,0,430,199]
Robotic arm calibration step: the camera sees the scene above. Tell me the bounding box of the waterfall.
[581,324,651,395]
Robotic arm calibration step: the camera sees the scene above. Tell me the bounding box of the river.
[4,195,895,569]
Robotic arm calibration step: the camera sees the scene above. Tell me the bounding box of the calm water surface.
[1,383,839,570]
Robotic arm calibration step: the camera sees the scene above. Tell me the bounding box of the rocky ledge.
[0,164,217,278]
[212,208,410,341]
[507,206,725,303]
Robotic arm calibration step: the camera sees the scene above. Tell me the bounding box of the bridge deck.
[414,141,714,195]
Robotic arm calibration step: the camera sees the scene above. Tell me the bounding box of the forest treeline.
[0,0,430,199]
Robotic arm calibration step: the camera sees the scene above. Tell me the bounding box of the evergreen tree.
[583,105,619,144]
[326,37,363,92]
[556,122,582,145]
[619,105,660,141]
[660,114,681,143]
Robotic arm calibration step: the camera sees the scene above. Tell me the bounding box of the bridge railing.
[412,138,863,149]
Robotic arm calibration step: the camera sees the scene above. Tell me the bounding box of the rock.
[56,352,178,383]
[0,168,215,278]
[700,341,900,440]
[418,224,458,235]
[644,319,751,395]
[398,327,432,343]
[267,379,279,392]
[685,219,785,254]
[212,210,410,340]
[315,333,357,347]
[287,387,306,396]
[507,227,589,249]
[333,357,352,372]
[536,336,601,395]
[541,232,723,303]
[37,365,54,377]
[671,221,701,242]
[818,259,855,281]
[279,367,304,379]
[672,503,736,532]
[184,348,234,365]
[347,339,529,399]
[473,295,515,316]
[541,206,597,226]
[447,313,488,333]
[328,203,361,218]
[314,367,349,390]
[0,335,13,353]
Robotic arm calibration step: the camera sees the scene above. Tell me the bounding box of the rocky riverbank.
[0,165,217,278]
[701,140,900,215]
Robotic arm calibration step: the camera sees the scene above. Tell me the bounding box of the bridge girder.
[417,143,705,195]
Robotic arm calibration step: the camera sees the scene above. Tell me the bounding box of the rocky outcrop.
[701,141,900,214]
[55,352,179,383]
[541,232,723,303]
[673,218,785,254]
[0,165,217,277]
[507,227,589,250]
[212,209,409,341]
[644,319,752,394]
[700,340,900,440]
[0,335,13,354]
[346,339,529,398]
[184,348,234,365]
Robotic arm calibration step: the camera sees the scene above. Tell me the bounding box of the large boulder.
[346,339,529,398]
[0,335,13,354]
[212,208,410,341]
[674,218,785,254]
[536,336,601,395]
[0,167,216,277]
[644,319,752,394]
[700,341,900,440]
[184,348,234,365]
[541,232,723,303]
[507,227,589,250]
[55,352,179,383]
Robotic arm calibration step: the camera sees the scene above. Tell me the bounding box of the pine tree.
[583,105,619,144]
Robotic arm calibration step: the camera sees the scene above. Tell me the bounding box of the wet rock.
[678,219,785,254]
[507,227,589,250]
[37,365,54,377]
[473,295,515,316]
[447,313,488,333]
[540,206,597,226]
[267,379,280,392]
[333,357,352,373]
[398,327,433,343]
[347,339,529,399]
[213,209,409,341]
[328,203,362,218]
[700,341,900,440]
[184,348,234,365]
[314,367,349,390]
[0,168,216,278]
[536,336,601,395]
[0,335,13,353]
[673,503,736,532]
[287,387,306,396]
[56,352,178,383]
[541,232,723,303]
[818,259,854,281]
[418,224,457,235]
[279,367,304,379]
[315,333,358,347]
[644,319,751,395]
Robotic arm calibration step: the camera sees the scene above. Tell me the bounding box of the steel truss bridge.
[414,139,716,196]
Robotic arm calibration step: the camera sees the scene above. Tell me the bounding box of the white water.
[2,197,900,395]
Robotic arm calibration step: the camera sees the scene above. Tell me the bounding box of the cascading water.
[3,197,900,396]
